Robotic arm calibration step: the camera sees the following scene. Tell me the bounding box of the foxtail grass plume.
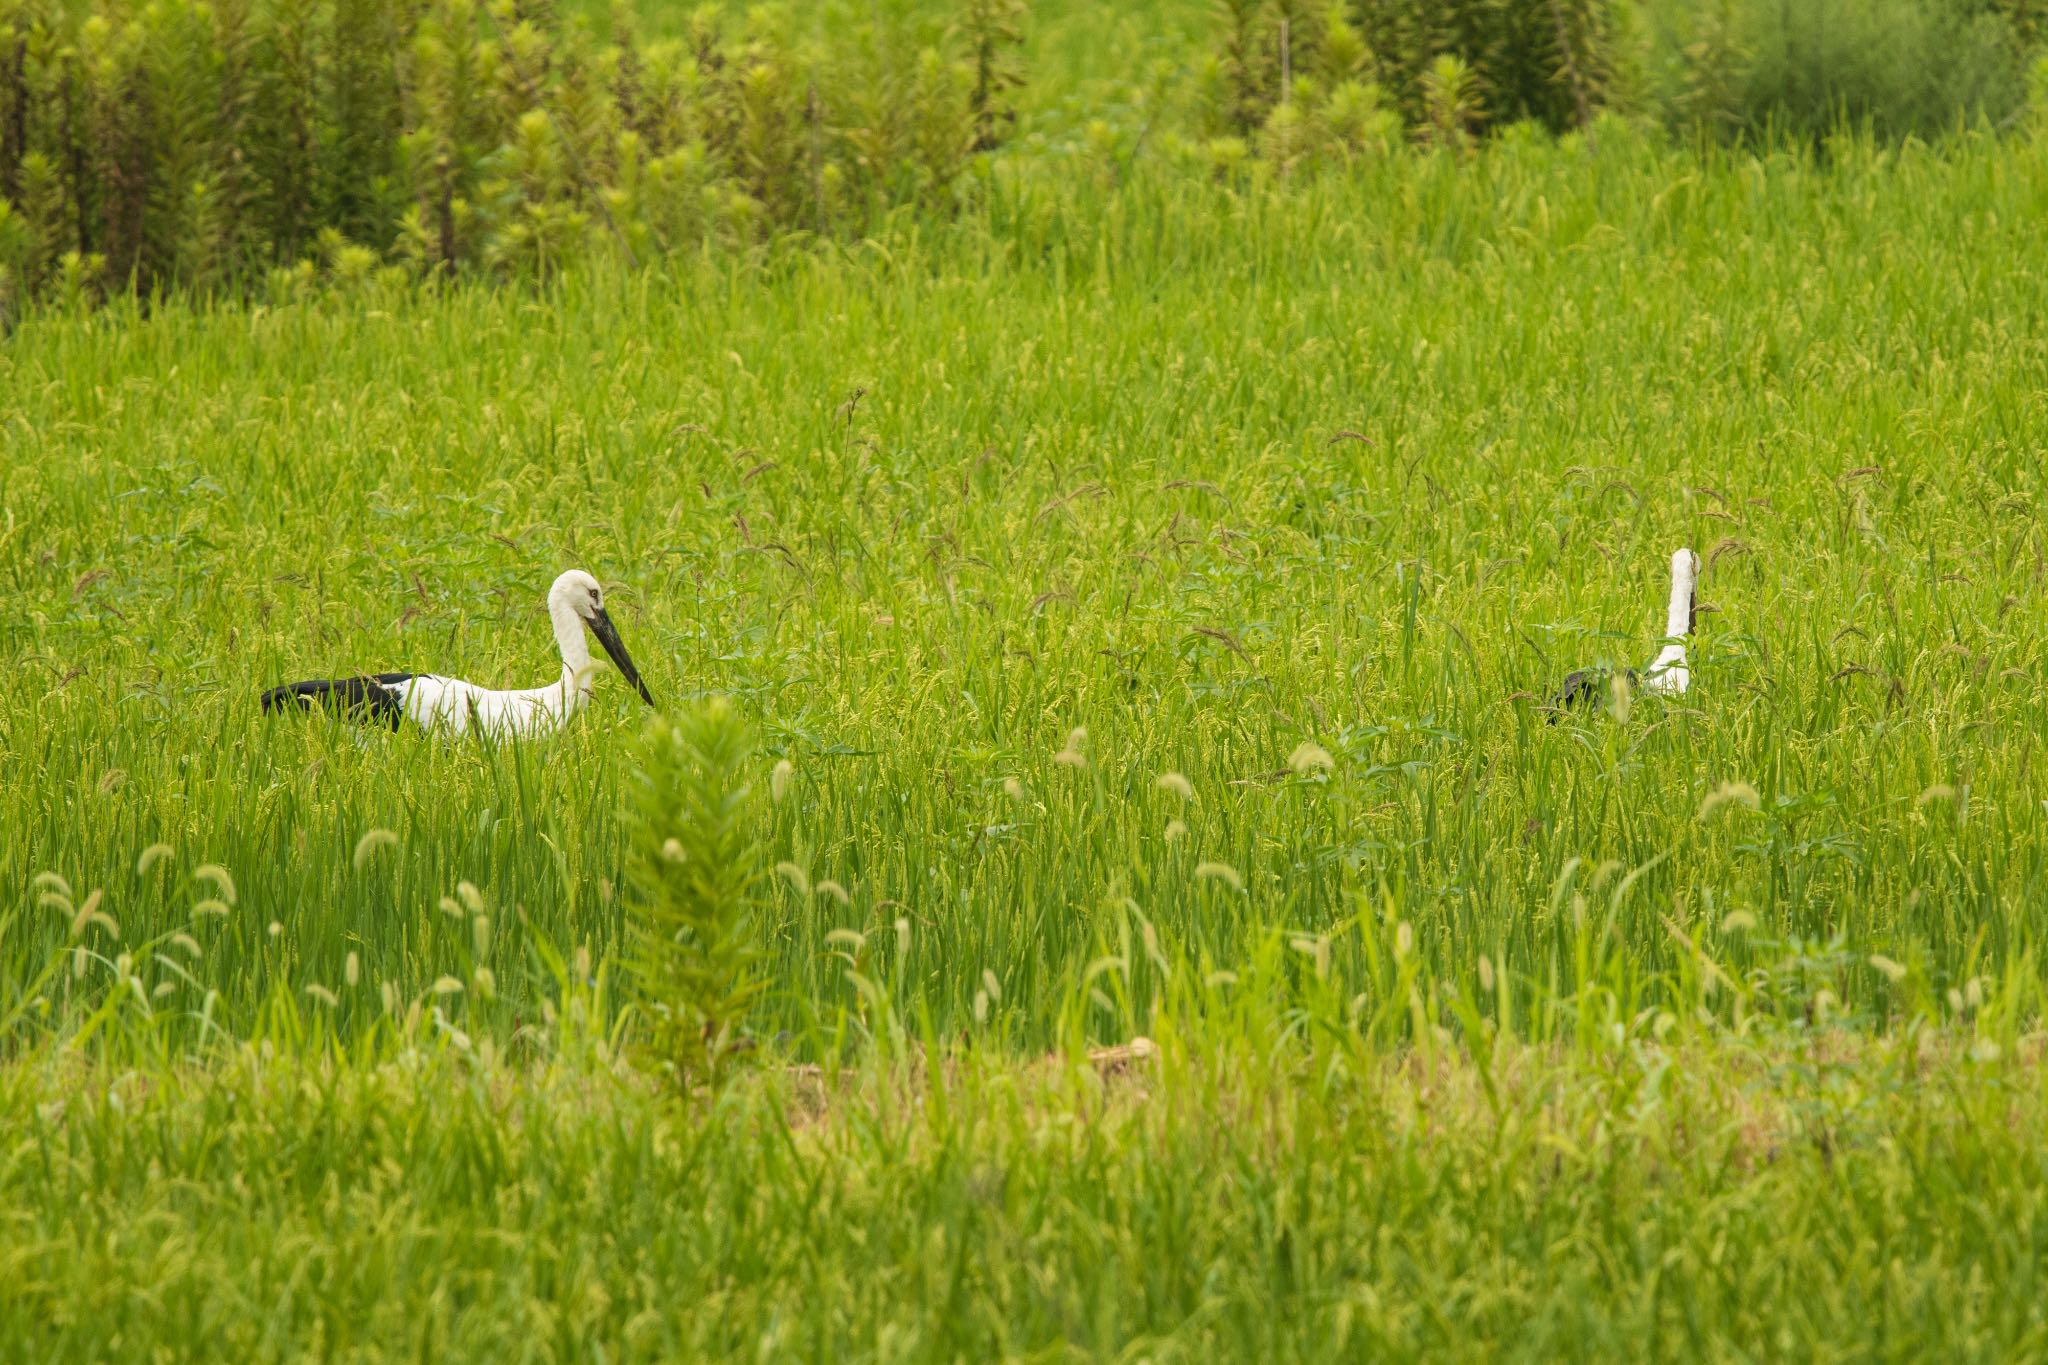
[1054,727,1087,767]
[1194,861,1243,892]
[305,984,338,1008]
[771,758,795,803]
[352,827,398,869]
[1697,781,1760,821]
[1287,741,1334,774]
[345,951,360,985]
[1868,954,1907,983]
[135,843,174,876]
[1156,772,1194,800]
[1164,819,1189,842]
[432,976,464,996]
[777,862,812,896]
[193,864,238,905]
[1608,671,1632,725]
[816,880,851,906]
[1720,910,1757,934]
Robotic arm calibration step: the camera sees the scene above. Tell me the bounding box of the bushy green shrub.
[622,698,768,1091]
[1639,0,2032,144]
[0,0,1023,314]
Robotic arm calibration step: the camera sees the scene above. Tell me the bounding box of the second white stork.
[261,569,655,739]
[1550,547,1699,717]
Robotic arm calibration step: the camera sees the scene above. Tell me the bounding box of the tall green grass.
[5,1019,2046,1357]
[5,123,2048,1054]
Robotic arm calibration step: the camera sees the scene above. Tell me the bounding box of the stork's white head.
[548,568,605,620]
[546,569,654,706]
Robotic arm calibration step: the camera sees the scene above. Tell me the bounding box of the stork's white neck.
[1664,562,1695,642]
[550,596,594,700]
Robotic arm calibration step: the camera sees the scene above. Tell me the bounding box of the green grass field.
[6,11,2048,1353]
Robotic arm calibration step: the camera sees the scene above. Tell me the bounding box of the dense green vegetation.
[4,0,2048,1356]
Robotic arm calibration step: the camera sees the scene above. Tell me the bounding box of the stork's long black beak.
[589,606,655,706]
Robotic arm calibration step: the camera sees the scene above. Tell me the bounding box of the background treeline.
[1194,0,2044,166]
[0,0,2042,315]
[0,0,1027,311]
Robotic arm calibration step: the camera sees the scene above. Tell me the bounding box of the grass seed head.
[352,828,398,869]
[473,915,491,956]
[1478,953,1495,992]
[457,881,485,914]
[135,843,174,876]
[68,888,103,939]
[771,758,795,803]
[305,984,338,1008]
[1156,772,1194,800]
[1698,781,1761,821]
[1287,742,1334,774]
[1164,818,1188,841]
[1003,776,1026,801]
[268,921,283,937]
[193,864,237,905]
[1194,861,1243,892]
[817,879,851,906]
[1869,954,1907,983]
[1054,727,1087,767]
[345,951,360,985]
[433,976,464,996]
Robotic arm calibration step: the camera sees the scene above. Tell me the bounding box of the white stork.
[1550,547,1698,716]
[262,569,655,738]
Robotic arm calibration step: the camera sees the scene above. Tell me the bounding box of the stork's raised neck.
[1642,547,1699,694]
[548,569,601,697]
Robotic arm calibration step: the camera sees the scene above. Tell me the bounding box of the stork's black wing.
[261,673,412,730]
[1546,666,1638,723]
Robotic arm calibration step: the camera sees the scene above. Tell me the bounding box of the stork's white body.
[262,569,654,740]
[393,585,604,739]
